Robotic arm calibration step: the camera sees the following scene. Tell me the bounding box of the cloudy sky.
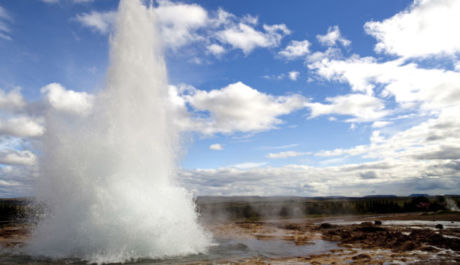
[1,0,460,197]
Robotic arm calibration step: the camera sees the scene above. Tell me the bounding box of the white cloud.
[364,0,460,57]
[308,56,460,112]
[156,0,208,48]
[0,88,25,110]
[228,162,266,169]
[263,73,286,80]
[306,93,389,122]
[0,87,44,140]
[278,40,310,59]
[372,121,391,128]
[302,8,460,194]
[455,62,460,72]
[73,1,290,56]
[209,144,223,151]
[288,71,299,81]
[263,71,299,81]
[75,11,116,34]
[0,163,37,197]
[207,44,225,56]
[315,145,368,157]
[266,151,308,159]
[0,150,36,166]
[0,116,44,137]
[306,47,342,64]
[180,160,460,196]
[41,83,94,115]
[217,23,290,54]
[241,14,258,25]
[312,105,460,176]
[316,25,350,47]
[0,4,12,41]
[177,82,307,134]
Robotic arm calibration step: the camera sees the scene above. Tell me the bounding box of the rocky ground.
[205,212,460,264]
[0,223,28,248]
[0,212,459,264]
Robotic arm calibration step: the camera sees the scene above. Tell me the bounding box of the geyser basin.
[25,0,211,263]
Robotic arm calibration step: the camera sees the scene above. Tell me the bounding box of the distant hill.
[364,195,397,198]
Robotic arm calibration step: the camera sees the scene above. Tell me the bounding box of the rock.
[319,223,334,229]
[435,224,444,229]
[374,220,382,225]
[352,253,371,260]
[397,241,417,251]
[355,225,385,232]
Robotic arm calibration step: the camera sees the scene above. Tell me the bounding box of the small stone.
[352,253,371,260]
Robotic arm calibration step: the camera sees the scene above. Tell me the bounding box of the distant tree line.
[197,195,460,220]
[0,199,29,223]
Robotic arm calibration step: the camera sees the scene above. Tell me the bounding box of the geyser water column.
[27,0,211,263]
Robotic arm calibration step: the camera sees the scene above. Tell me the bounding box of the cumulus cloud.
[266,151,309,159]
[0,87,44,139]
[308,56,460,111]
[209,144,223,151]
[0,116,44,138]
[364,0,460,58]
[305,14,460,180]
[228,162,266,169]
[0,88,25,110]
[217,23,290,55]
[316,25,350,47]
[263,71,300,81]
[207,44,225,56]
[278,40,310,59]
[41,83,94,115]
[0,164,37,197]
[176,82,307,134]
[180,159,460,196]
[313,105,460,177]
[359,171,377,179]
[75,10,116,34]
[372,121,391,128]
[288,71,299,81]
[0,150,36,166]
[306,93,389,122]
[74,1,290,56]
[413,146,460,161]
[315,145,368,157]
[156,0,208,48]
[0,4,12,41]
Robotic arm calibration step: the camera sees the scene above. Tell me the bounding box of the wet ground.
[0,212,459,264]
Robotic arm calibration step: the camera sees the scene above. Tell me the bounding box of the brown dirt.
[0,224,29,248]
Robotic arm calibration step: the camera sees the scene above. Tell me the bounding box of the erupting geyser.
[26,0,211,263]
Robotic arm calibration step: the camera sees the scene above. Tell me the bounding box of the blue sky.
[1,0,460,197]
